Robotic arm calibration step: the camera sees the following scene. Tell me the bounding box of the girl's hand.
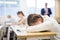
[12,22,18,25]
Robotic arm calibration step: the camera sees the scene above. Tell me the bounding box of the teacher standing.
[41,3,52,17]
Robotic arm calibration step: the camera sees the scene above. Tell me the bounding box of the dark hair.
[17,11,24,16]
[27,14,43,26]
[7,15,11,18]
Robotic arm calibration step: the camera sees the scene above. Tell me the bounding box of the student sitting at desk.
[5,15,15,25]
[27,14,43,26]
[27,14,59,33]
[3,15,15,40]
[14,11,27,27]
[13,11,27,40]
[27,14,59,40]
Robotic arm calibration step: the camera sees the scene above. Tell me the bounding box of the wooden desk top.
[17,32,56,38]
[10,26,56,38]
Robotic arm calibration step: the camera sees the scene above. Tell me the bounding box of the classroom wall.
[55,0,60,23]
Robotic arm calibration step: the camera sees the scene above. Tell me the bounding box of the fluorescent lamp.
[5,1,17,4]
[0,1,17,4]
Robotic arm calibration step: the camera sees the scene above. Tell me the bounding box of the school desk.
[11,26,56,40]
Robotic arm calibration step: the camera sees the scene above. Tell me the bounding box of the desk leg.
[13,33,15,40]
[7,27,10,40]
[0,28,3,40]
[13,33,17,40]
[50,36,55,40]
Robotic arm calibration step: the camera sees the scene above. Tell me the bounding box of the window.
[0,0,19,17]
[25,0,55,17]
[0,0,55,17]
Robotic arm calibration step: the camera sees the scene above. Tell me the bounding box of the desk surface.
[11,26,56,38]
[17,32,56,38]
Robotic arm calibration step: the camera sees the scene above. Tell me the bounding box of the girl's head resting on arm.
[27,14,44,26]
[17,11,25,18]
[7,15,11,19]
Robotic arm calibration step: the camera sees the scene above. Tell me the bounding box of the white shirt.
[5,18,15,23]
[44,8,48,15]
[4,18,15,26]
[27,16,59,32]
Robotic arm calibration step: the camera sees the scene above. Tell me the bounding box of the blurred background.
[0,0,55,20]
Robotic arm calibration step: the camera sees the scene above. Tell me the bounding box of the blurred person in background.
[13,11,27,27]
[41,3,52,17]
[3,15,15,40]
[27,14,59,40]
